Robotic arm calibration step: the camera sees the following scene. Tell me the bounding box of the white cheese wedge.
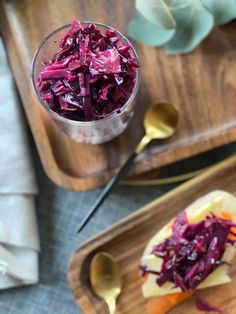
[141,191,236,298]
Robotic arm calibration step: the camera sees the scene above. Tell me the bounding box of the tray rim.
[67,154,236,312]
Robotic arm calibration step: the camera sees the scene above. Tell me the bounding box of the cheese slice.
[141,191,236,298]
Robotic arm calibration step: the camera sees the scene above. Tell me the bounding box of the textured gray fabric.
[0,38,37,194]
[0,36,39,290]
[0,135,234,313]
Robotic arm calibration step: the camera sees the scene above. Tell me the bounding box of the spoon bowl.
[144,101,179,139]
[135,101,179,154]
[90,252,122,314]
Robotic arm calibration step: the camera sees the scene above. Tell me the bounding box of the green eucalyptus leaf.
[127,12,176,47]
[165,0,214,55]
[136,0,176,29]
[201,0,236,25]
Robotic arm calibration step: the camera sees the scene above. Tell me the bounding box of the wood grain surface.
[68,155,236,313]
[1,0,236,191]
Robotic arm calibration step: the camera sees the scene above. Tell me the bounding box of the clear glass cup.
[32,22,140,144]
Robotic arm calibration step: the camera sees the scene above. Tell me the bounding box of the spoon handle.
[77,151,137,232]
[106,297,116,314]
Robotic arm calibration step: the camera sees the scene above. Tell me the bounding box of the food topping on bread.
[141,191,236,299]
[141,210,236,291]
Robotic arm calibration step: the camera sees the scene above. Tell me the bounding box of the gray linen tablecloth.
[0,135,234,314]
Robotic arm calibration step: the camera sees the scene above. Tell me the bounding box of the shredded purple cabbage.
[142,211,236,291]
[37,20,139,121]
[196,298,226,313]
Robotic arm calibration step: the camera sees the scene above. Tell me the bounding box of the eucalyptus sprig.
[128,0,236,55]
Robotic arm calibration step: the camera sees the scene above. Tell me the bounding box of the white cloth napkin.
[0,37,39,288]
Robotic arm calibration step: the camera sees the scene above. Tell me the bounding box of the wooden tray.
[68,155,236,313]
[1,0,236,191]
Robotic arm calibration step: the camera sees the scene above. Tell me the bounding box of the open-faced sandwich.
[140,191,236,313]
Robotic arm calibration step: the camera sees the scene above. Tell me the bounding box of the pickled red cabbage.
[37,20,139,121]
[142,211,236,291]
[196,298,225,313]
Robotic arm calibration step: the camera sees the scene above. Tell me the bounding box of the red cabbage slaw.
[196,298,226,313]
[36,20,139,122]
[141,211,236,291]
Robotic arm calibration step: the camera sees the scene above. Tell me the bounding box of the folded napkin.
[0,37,39,288]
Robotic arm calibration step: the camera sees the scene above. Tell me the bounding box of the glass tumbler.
[32,22,140,144]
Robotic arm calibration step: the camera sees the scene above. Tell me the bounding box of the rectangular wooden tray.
[1,0,236,191]
[68,155,236,313]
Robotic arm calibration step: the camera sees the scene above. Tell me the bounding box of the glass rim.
[31,21,140,126]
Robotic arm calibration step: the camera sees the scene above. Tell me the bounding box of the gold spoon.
[77,102,179,232]
[135,101,179,154]
[90,252,122,314]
